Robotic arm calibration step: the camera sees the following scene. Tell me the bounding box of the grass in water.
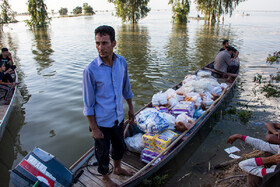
[266,51,280,64]
[238,110,253,123]
[141,174,169,187]
[270,72,280,82]
[261,84,280,98]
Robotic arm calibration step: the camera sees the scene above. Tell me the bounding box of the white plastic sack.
[220,83,229,90]
[197,70,212,78]
[125,133,144,153]
[152,91,168,106]
[175,113,195,130]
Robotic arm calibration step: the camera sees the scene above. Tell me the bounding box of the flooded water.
[0,10,279,186]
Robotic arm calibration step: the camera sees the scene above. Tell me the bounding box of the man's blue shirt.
[83,54,133,127]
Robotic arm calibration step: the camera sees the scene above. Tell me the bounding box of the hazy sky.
[8,0,280,13]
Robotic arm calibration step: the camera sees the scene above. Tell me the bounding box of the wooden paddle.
[130,87,228,179]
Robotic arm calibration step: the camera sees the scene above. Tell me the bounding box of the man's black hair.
[1,48,8,52]
[95,25,115,42]
[0,61,4,67]
[222,39,229,45]
[226,46,235,51]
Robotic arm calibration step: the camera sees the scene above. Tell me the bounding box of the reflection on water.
[117,24,153,108]
[31,29,55,75]
[0,32,30,186]
[0,10,279,186]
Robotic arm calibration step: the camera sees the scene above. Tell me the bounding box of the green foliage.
[59,7,68,16]
[83,3,94,15]
[238,110,252,123]
[141,174,169,187]
[270,72,280,82]
[108,0,150,23]
[169,0,190,23]
[227,107,237,115]
[26,0,50,28]
[194,0,246,23]
[0,0,17,23]
[261,84,280,98]
[253,73,263,84]
[73,6,82,15]
[266,51,280,64]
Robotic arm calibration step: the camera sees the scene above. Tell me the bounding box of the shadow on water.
[0,31,30,187]
[30,29,55,75]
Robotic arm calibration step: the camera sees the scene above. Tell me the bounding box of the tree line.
[0,0,246,29]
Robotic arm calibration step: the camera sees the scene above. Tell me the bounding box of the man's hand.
[128,109,134,124]
[262,154,280,165]
[91,127,104,140]
[227,134,242,144]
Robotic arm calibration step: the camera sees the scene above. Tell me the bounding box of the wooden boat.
[188,16,204,21]
[0,71,18,141]
[70,61,239,186]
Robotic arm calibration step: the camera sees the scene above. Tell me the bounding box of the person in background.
[0,62,16,104]
[265,122,280,144]
[214,46,239,82]
[227,134,280,187]
[83,25,134,187]
[220,39,239,59]
[0,48,16,74]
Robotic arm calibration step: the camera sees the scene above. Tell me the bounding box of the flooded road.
[0,10,279,186]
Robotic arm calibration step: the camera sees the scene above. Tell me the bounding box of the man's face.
[225,42,229,47]
[2,51,9,57]
[1,64,5,71]
[95,33,116,58]
[228,50,233,55]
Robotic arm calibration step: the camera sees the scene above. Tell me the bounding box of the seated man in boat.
[220,39,239,59]
[0,48,16,74]
[265,122,280,144]
[83,25,135,187]
[227,134,280,187]
[214,46,239,82]
[0,62,16,104]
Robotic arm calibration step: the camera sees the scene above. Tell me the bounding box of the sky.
[8,0,280,13]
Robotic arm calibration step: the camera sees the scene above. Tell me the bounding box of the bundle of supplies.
[142,132,158,150]
[170,101,195,117]
[141,130,178,164]
[124,133,144,153]
[152,91,168,106]
[154,130,178,153]
[175,113,195,132]
[142,130,178,152]
[154,106,169,113]
[140,148,166,165]
[136,108,175,133]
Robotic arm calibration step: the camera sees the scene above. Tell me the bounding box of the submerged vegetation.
[26,0,50,28]
[266,51,280,64]
[261,84,280,98]
[238,110,253,123]
[108,0,150,23]
[194,0,246,24]
[252,51,280,98]
[141,174,169,187]
[169,0,190,23]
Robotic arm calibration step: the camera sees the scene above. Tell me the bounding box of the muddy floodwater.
[0,10,279,186]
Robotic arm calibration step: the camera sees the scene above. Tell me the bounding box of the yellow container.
[154,130,178,153]
[142,133,159,150]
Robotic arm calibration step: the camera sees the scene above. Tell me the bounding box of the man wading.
[83,25,134,187]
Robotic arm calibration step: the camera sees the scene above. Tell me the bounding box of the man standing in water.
[83,25,134,186]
